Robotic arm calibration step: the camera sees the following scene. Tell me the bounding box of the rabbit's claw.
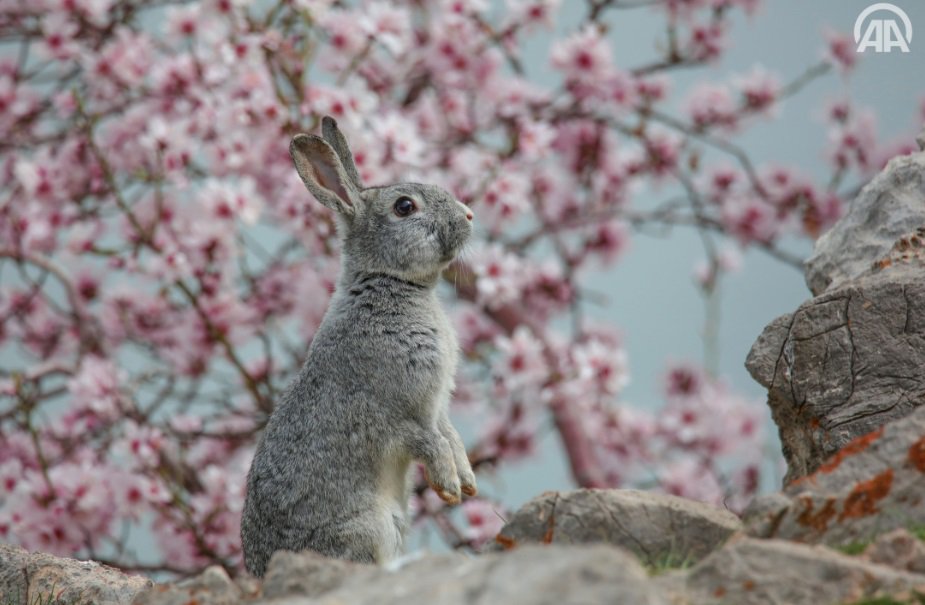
[434,486,461,505]
[425,470,461,505]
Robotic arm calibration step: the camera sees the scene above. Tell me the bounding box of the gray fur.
[241,117,477,577]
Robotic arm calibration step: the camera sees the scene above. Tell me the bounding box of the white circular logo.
[854,3,913,53]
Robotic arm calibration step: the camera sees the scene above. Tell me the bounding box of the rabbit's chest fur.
[336,274,457,407]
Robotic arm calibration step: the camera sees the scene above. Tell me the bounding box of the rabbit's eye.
[393,196,417,217]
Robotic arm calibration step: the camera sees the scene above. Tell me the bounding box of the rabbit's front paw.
[426,469,461,505]
[437,418,478,499]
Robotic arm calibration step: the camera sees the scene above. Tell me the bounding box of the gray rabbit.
[241,117,477,576]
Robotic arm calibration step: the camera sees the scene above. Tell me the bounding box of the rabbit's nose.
[456,199,474,221]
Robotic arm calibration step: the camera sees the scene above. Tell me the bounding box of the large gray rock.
[0,543,152,605]
[262,544,669,605]
[674,536,925,605]
[805,149,925,296]
[749,144,925,484]
[493,489,741,567]
[744,406,925,549]
[746,266,925,483]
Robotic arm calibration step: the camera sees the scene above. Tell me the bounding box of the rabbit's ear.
[321,116,363,191]
[290,134,359,217]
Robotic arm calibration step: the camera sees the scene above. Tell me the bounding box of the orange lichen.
[742,580,756,591]
[907,435,925,472]
[840,469,894,521]
[817,427,884,474]
[713,587,727,598]
[796,496,838,532]
[542,514,555,544]
[495,534,517,550]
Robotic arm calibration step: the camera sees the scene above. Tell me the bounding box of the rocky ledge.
[7,466,925,605]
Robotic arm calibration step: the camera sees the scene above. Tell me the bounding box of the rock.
[805,148,925,296]
[260,544,669,605]
[745,266,925,483]
[492,489,741,567]
[261,549,369,599]
[749,143,925,484]
[864,529,925,574]
[132,566,241,605]
[0,543,152,605]
[234,573,262,599]
[678,536,925,605]
[0,543,30,604]
[744,406,925,549]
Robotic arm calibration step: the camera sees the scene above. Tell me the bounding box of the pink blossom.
[480,401,538,461]
[165,5,201,40]
[454,304,500,354]
[522,261,574,320]
[507,0,561,27]
[635,75,670,104]
[735,66,779,114]
[571,334,629,396]
[824,30,857,72]
[685,20,726,62]
[67,356,125,420]
[659,364,764,458]
[684,83,739,132]
[200,178,264,224]
[358,2,412,56]
[639,129,682,177]
[551,25,614,83]
[462,499,506,546]
[827,107,878,173]
[658,458,725,504]
[517,119,557,159]
[40,13,80,60]
[721,197,778,244]
[664,0,712,20]
[6,458,119,555]
[371,113,427,167]
[116,422,166,469]
[444,0,491,15]
[596,406,657,470]
[471,244,527,309]
[494,327,548,392]
[703,163,743,202]
[480,172,531,225]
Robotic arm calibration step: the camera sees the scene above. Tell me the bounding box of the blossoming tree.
[0,0,920,576]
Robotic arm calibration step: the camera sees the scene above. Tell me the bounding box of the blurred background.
[500,0,925,508]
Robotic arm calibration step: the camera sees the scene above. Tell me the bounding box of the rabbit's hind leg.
[312,510,402,564]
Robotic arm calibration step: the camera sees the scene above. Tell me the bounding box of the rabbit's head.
[291,117,474,284]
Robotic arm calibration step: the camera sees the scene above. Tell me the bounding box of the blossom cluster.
[0,0,919,576]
